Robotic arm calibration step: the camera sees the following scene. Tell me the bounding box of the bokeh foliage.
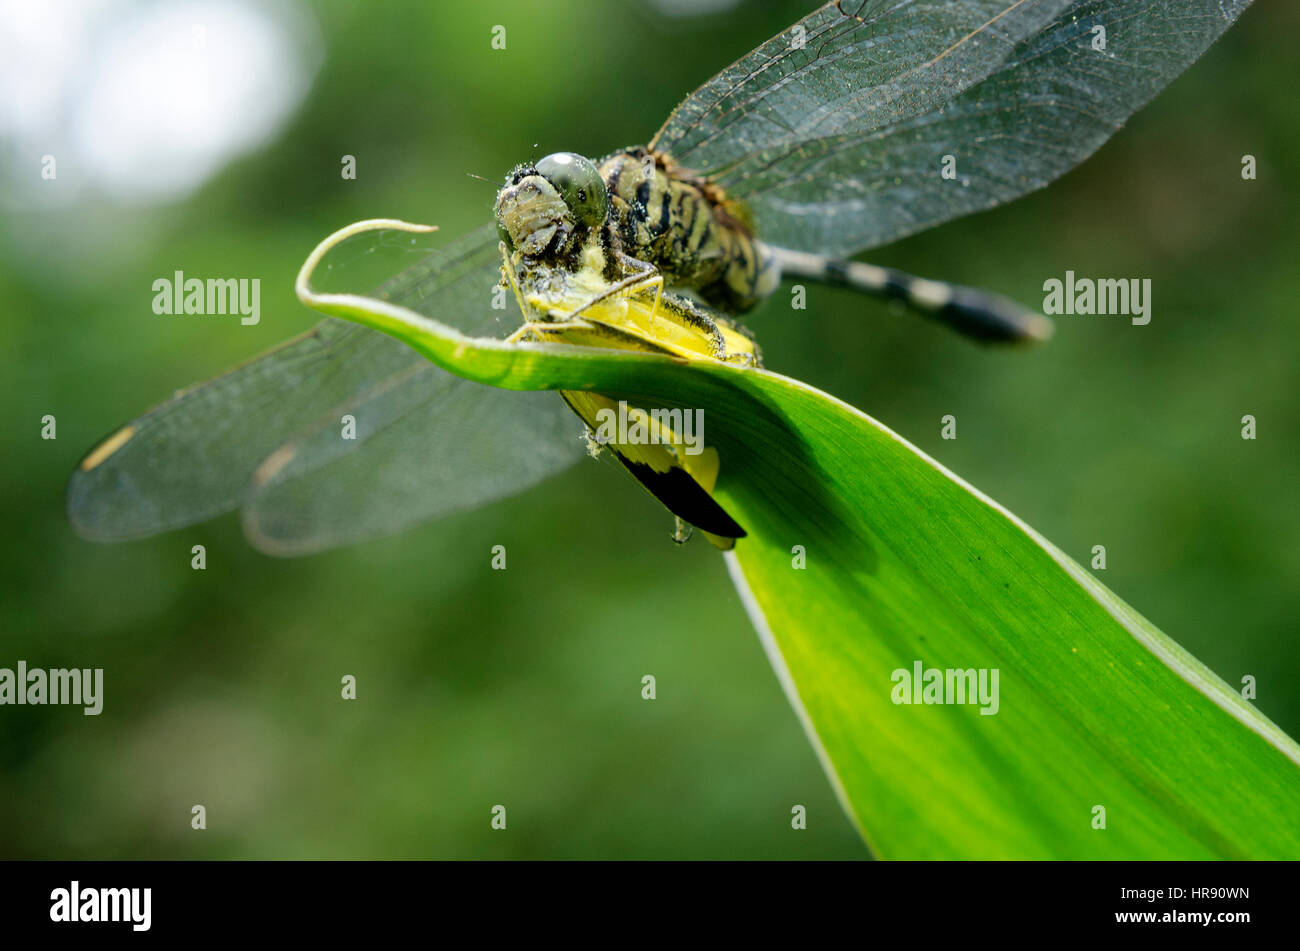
[0,0,1294,858]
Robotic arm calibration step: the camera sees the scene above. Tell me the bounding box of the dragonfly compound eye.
[535,152,608,230]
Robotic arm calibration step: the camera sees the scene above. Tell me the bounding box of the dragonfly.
[494,196,763,549]
[68,0,1252,555]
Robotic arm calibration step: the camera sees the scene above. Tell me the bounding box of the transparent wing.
[651,0,1251,255]
[241,363,584,556]
[68,225,585,553]
[652,1,1072,174]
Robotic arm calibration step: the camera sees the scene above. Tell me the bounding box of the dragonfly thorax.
[598,147,778,314]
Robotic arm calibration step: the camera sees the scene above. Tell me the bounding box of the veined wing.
[653,1,1073,175]
[651,0,1251,256]
[68,224,585,554]
[242,358,584,555]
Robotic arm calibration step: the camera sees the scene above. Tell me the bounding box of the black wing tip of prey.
[615,456,746,539]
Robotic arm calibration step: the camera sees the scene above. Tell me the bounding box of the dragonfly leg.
[498,243,531,320]
[670,294,728,360]
[615,253,666,328]
[506,318,595,343]
[566,257,663,324]
[648,274,664,329]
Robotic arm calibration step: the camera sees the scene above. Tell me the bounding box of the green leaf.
[299,221,1300,859]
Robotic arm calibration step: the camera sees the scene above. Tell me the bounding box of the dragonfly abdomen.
[769,247,1054,344]
[599,147,777,314]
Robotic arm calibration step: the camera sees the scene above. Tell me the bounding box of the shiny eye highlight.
[535,152,607,229]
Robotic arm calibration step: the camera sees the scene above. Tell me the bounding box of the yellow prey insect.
[500,235,759,550]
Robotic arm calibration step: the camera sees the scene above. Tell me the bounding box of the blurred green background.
[0,0,1294,859]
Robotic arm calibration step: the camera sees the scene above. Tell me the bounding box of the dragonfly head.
[494,152,608,259]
